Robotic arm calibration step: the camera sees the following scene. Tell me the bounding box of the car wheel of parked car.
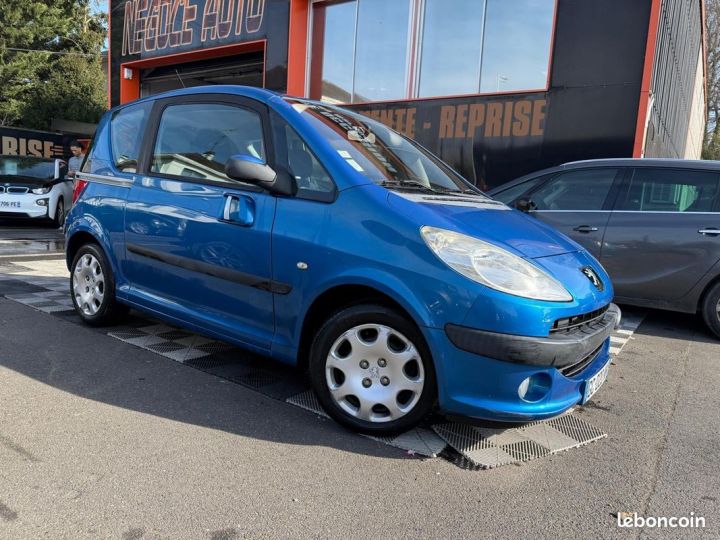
[70,243,127,326]
[701,282,720,339]
[52,197,65,228]
[309,304,437,435]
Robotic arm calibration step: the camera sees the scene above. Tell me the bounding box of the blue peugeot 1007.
[66,86,619,434]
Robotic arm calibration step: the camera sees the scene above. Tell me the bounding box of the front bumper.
[427,304,619,423]
[445,303,621,367]
[0,196,50,219]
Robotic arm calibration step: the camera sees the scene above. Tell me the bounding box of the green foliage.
[0,0,107,130]
[704,0,720,160]
[702,131,720,161]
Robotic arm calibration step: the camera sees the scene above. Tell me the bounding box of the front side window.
[151,103,265,182]
[110,101,152,173]
[491,175,548,204]
[270,112,335,200]
[618,169,720,213]
[530,169,618,211]
[287,98,483,195]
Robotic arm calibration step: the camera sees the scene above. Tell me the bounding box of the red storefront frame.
[118,40,267,104]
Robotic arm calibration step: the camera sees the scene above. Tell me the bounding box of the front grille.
[6,186,29,194]
[560,344,603,377]
[550,305,610,335]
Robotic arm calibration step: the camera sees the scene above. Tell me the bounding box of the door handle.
[698,228,720,236]
[573,225,599,233]
[221,194,255,226]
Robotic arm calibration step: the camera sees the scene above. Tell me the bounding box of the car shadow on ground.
[0,292,436,462]
[619,304,719,344]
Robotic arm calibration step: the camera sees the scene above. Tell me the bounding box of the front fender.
[270,266,475,365]
[306,268,438,329]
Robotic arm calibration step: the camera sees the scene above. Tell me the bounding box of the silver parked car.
[489,159,720,338]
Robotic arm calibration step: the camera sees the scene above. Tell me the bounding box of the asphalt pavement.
[0,226,718,539]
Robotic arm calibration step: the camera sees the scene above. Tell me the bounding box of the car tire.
[70,243,127,326]
[52,197,65,228]
[701,281,720,339]
[309,304,437,435]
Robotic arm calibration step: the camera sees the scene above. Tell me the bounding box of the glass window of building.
[310,0,411,104]
[417,0,485,98]
[479,0,555,93]
[353,0,411,102]
[309,0,555,103]
[310,1,357,103]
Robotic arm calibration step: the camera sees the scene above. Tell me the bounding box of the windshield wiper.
[380,179,439,193]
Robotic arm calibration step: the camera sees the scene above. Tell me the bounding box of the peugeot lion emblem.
[581,266,604,291]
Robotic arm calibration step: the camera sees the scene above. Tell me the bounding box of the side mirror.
[515,197,536,213]
[225,154,295,196]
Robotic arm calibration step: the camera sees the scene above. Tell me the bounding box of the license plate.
[582,360,610,404]
[0,201,21,208]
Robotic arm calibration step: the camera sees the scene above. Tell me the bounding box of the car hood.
[0,174,56,188]
[386,190,583,259]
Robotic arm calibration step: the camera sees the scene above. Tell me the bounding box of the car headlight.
[31,187,50,195]
[420,226,573,302]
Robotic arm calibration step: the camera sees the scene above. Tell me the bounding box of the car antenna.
[175,69,186,88]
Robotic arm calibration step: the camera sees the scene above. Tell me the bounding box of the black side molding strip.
[126,243,291,295]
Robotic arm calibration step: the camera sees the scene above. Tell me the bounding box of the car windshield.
[0,156,55,180]
[285,99,486,196]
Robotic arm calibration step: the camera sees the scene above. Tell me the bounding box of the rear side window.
[530,169,618,211]
[617,168,720,213]
[110,101,152,173]
[150,103,265,183]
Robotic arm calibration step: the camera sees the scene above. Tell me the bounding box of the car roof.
[113,85,346,113]
[113,85,282,111]
[489,158,720,194]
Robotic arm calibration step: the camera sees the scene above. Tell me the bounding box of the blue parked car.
[66,86,619,434]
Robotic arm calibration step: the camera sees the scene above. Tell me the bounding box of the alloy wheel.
[325,323,425,423]
[72,254,105,316]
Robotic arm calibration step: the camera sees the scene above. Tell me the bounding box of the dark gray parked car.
[489,158,720,338]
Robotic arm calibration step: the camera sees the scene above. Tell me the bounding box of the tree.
[0,0,107,131]
[704,0,720,159]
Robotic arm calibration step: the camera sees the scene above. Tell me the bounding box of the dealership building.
[109,0,707,188]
